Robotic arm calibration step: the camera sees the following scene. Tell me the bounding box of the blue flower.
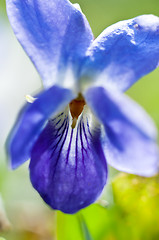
[6,0,159,214]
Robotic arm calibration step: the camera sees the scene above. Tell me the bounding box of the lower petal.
[29,106,107,214]
[85,87,159,177]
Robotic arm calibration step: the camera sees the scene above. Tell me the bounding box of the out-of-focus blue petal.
[80,15,159,92]
[85,87,159,177]
[6,0,93,90]
[7,86,75,169]
[29,106,107,214]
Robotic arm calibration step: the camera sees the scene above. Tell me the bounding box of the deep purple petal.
[80,15,159,92]
[85,87,159,177]
[7,86,75,169]
[29,107,107,214]
[6,0,93,89]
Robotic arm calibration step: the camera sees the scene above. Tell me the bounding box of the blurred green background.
[0,0,159,239]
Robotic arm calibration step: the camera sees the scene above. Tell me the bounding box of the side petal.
[80,15,159,92]
[85,87,159,177]
[6,0,93,89]
[29,106,107,214]
[7,86,75,169]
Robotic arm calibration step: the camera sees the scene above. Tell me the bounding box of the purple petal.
[6,0,93,89]
[80,15,159,92]
[29,106,107,213]
[7,86,75,169]
[85,87,159,177]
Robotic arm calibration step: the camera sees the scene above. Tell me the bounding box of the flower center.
[69,93,86,129]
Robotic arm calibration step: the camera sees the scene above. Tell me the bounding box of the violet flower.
[6,0,159,213]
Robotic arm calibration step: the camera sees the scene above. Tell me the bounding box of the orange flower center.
[69,94,86,128]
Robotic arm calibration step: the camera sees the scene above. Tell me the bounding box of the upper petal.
[29,105,107,214]
[7,86,75,169]
[80,15,159,92]
[84,87,159,177]
[6,0,93,90]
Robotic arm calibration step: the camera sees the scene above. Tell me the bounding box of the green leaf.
[77,213,93,240]
[112,173,159,240]
[0,0,6,16]
[57,212,83,240]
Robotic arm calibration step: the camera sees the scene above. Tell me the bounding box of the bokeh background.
[0,0,159,239]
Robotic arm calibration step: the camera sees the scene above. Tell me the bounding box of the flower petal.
[80,15,159,92]
[85,87,159,177]
[6,0,93,89]
[7,86,75,169]
[29,106,107,214]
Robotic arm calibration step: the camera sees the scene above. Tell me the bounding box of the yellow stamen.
[25,95,37,103]
[71,118,77,129]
